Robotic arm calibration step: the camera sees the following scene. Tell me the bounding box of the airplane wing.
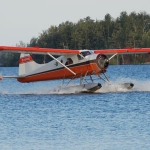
[1,46,150,56]
[0,46,80,56]
[94,48,150,55]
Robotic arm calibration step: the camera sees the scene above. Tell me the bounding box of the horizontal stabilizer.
[0,73,25,80]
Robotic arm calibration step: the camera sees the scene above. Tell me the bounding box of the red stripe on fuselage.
[17,62,100,83]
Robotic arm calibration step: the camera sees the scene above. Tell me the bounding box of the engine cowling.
[96,54,109,72]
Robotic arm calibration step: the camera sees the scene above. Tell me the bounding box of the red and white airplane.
[0,46,150,93]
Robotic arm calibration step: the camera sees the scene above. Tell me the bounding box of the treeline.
[1,11,150,66]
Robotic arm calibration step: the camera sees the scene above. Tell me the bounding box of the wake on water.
[1,78,150,95]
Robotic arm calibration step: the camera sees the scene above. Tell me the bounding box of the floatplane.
[0,46,150,93]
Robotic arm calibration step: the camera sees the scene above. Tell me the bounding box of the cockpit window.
[81,51,91,57]
[77,51,91,60]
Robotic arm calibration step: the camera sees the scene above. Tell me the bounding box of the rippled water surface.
[0,66,150,150]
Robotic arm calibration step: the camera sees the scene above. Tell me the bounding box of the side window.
[77,55,83,60]
[65,58,73,65]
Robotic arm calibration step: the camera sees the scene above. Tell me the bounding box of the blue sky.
[0,0,150,46]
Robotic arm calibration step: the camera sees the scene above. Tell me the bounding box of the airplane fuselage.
[17,50,109,82]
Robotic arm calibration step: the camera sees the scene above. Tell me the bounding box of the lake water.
[0,66,150,150]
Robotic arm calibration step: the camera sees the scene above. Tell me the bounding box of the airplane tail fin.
[19,53,40,76]
[0,54,40,81]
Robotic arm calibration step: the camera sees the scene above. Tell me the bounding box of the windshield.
[80,51,91,57]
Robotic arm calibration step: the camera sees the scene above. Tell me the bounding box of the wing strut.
[47,53,76,76]
[109,53,118,60]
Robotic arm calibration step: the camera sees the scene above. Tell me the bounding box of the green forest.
[1,11,150,66]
